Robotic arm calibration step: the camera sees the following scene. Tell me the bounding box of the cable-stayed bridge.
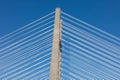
[0,8,120,80]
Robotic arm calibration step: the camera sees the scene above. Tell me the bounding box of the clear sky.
[0,0,120,79]
[0,0,120,38]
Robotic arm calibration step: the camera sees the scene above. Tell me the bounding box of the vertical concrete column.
[50,8,61,80]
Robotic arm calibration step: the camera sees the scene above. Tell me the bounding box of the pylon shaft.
[50,8,61,80]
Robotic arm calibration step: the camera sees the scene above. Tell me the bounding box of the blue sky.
[0,0,120,38]
[0,0,120,79]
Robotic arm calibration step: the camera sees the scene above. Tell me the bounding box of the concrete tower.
[50,8,61,80]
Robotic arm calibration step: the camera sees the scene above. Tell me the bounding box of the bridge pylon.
[50,8,62,80]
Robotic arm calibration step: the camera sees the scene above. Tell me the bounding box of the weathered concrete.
[50,8,61,80]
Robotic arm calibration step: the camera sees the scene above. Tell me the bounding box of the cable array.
[0,12,54,80]
[0,10,120,80]
[61,11,120,80]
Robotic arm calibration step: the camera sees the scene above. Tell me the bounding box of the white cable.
[0,11,54,41]
[62,11,120,42]
[1,39,52,70]
[0,34,52,64]
[0,54,51,78]
[38,75,49,80]
[62,40,120,73]
[62,32,120,65]
[62,16,120,47]
[0,47,51,76]
[0,16,54,46]
[62,28,120,62]
[62,26,120,60]
[10,63,50,80]
[0,40,52,69]
[0,33,52,59]
[62,53,113,79]
[62,48,119,79]
[63,17,120,51]
[62,41,120,76]
[62,60,98,80]
[34,73,49,80]
[25,68,49,80]
[0,32,52,58]
[61,66,86,80]
[64,55,98,80]
[61,70,75,80]
[62,23,120,57]
[0,46,51,72]
[0,20,53,47]
[0,25,53,52]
